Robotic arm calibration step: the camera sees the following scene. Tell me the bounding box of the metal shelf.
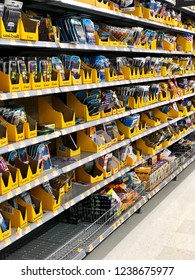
[59,42,193,55]
[0,38,193,55]
[0,87,61,101]
[0,39,58,49]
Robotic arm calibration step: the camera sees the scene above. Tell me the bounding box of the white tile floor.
[85,162,195,260]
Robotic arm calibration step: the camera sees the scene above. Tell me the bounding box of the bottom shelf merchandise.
[1,132,195,260]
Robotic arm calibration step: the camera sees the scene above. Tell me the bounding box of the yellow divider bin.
[136,39,156,51]
[177,34,193,52]
[17,194,42,223]
[139,96,149,107]
[101,108,113,118]
[21,74,31,91]
[30,186,61,212]
[0,215,11,241]
[38,96,75,129]
[19,13,39,41]
[66,92,100,122]
[141,112,161,127]
[120,159,127,168]
[29,73,43,90]
[56,137,80,157]
[111,163,119,175]
[167,108,183,118]
[76,164,104,183]
[116,120,136,138]
[0,71,21,92]
[162,40,176,51]
[29,157,42,181]
[8,164,19,190]
[125,6,143,17]
[142,7,158,22]
[77,130,105,153]
[148,94,158,104]
[122,66,132,79]
[0,116,24,142]
[95,31,109,46]
[159,90,170,101]
[109,38,120,47]
[113,129,125,141]
[153,108,168,123]
[2,202,28,228]
[71,73,82,85]
[161,66,168,77]
[127,96,140,109]
[50,71,59,88]
[134,122,146,135]
[80,69,93,84]
[133,147,142,162]
[0,17,20,39]
[105,68,118,82]
[96,163,112,178]
[0,169,12,195]
[95,0,109,9]
[55,69,72,87]
[14,158,31,186]
[177,104,188,116]
[24,115,37,139]
[136,138,162,155]
[0,124,8,148]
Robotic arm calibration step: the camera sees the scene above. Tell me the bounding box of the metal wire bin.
[46,201,120,260]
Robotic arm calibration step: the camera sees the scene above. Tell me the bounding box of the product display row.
[1,55,195,93]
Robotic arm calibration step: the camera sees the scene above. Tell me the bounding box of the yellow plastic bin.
[56,137,80,157]
[38,96,75,129]
[2,202,28,228]
[30,186,61,212]
[66,92,100,122]
[0,17,20,39]
[19,13,39,41]
[17,194,42,223]
[76,164,104,183]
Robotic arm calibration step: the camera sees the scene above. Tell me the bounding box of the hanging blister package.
[27,57,38,83]
[52,56,65,81]
[3,0,23,32]
[66,18,86,44]
[17,57,29,84]
[81,19,95,45]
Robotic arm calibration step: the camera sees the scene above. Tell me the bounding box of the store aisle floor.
[85,162,195,260]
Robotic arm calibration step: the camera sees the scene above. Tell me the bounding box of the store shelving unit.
[1,0,195,260]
